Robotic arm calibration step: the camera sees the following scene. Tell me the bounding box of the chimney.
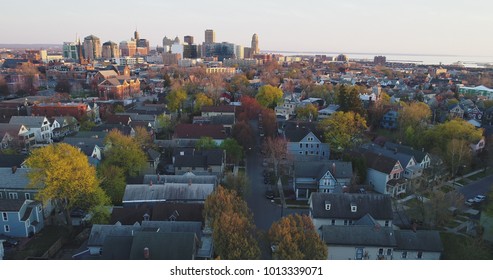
[143,247,150,260]
[149,180,153,187]
[12,166,18,174]
[332,163,336,176]
[188,179,192,187]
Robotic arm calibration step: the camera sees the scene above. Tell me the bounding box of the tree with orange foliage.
[204,186,260,260]
[268,214,327,260]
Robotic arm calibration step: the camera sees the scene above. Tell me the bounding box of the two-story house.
[321,225,443,260]
[172,148,225,176]
[9,116,52,144]
[363,144,423,180]
[0,199,44,237]
[309,192,393,231]
[173,124,227,146]
[293,160,352,199]
[282,121,330,160]
[380,110,398,130]
[0,123,33,150]
[362,151,408,197]
[50,116,79,140]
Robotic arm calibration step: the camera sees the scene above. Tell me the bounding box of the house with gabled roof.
[0,123,33,150]
[0,199,44,238]
[172,148,225,176]
[309,192,393,231]
[383,142,431,169]
[9,116,52,144]
[173,124,227,146]
[63,136,105,162]
[361,150,408,197]
[293,160,352,200]
[363,144,423,180]
[282,121,330,160]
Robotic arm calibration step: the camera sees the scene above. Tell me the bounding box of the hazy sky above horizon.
[1,0,492,56]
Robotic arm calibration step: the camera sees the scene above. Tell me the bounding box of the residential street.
[245,120,307,231]
[457,172,493,200]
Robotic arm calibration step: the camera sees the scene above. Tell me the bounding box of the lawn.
[439,185,455,193]
[7,226,71,260]
[468,169,493,181]
[440,232,493,260]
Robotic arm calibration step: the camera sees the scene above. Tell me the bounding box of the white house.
[9,116,52,144]
[309,193,393,231]
[362,151,408,197]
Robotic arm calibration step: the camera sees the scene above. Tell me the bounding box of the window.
[2,212,7,221]
[0,192,2,199]
[417,251,423,259]
[378,248,384,256]
[25,193,31,200]
[305,144,308,148]
[356,248,363,260]
[4,225,10,232]
[317,144,319,148]
[331,219,335,225]
[344,220,348,226]
[8,192,18,199]
[385,220,390,227]
[299,143,302,148]
[387,249,392,256]
[402,251,407,259]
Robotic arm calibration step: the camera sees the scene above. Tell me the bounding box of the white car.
[465,199,475,207]
[474,195,486,203]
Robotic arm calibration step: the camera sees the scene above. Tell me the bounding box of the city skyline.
[1,0,492,56]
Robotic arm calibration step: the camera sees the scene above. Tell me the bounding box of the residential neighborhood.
[2,28,493,262]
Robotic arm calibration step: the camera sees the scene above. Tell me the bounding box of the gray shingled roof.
[0,167,31,189]
[322,225,397,247]
[129,231,197,260]
[310,193,393,220]
[9,116,49,127]
[63,137,104,156]
[394,230,443,252]
[362,150,399,174]
[384,142,428,163]
[0,199,26,211]
[88,223,142,246]
[141,221,202,238]
[71,131,108,139]
[173,149,224,168]
[122,183,214,203]
[143,173,217,185]
[364,144,414,167]
[294,160,352,180]
[101,236,133,260]
[283,121,323,143]
[0,155,27,168]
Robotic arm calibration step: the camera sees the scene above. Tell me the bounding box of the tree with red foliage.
[240,96,262,120]
[232,121,255,150]
[260,108,277,138]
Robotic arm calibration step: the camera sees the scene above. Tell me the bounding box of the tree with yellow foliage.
[104,129,147,177]
[26,143,109,224]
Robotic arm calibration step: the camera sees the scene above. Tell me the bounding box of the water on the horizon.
[267,51,493,67]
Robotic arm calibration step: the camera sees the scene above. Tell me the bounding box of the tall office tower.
[205,29,215,44]
[251,33,259,55]
[134,30,140,42]
[184,35,194,45]
[120,40,137,57]
[162,36,174,52]
[235,45,244,59]
[63,42,79,60]
[83,35,101,61]
[102,41,120,59]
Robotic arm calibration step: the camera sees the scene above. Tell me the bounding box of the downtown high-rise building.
[102,41,120,59]
[184,35,194,45]
[120,40,137,57]
[83,35,101,61]
[63,41,79,60]
[251,33,259,55]
[205,29,215,44]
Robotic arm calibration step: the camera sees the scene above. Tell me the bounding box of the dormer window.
[351,203,357,212]
[325,201,331,211]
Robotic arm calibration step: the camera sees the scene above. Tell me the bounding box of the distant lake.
[267,51,493,67]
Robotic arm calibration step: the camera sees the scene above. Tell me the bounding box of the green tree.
[195,136,218,150]
[398,102,431,140]
[336,85,365,116]
[220,138,244,164]
[318,111,368,152]
[296,103,318,121]
[193,92,213,113]
[228,74,250,94]
[104,129,147,177]
[166,88,188,112]
[268,214,327,260]
[113,104,125,113]
[155,114,172,134]
[98,165,126,205]
[204,186,260,259]
[222,172,250,198]
[25,143,109,224]
[255,85,283,108]
[134,126,153,149]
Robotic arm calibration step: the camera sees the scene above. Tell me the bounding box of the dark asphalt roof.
[294,160,353,180]
[322,225,397,247]
[310,193,393,220]
[362,150,400,174]
[0,199,25,211]
[394,230,444,252]
[129,231,197,260]
[0,154,27,168]
[283,121,323,143]
[384,142,428,163]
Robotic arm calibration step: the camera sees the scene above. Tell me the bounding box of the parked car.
[474,195,486,203]
[465,198,476,207]
[265,190,275,200]
[0,235,19,248]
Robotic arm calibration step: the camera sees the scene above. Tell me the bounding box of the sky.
[1,0,492,56]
